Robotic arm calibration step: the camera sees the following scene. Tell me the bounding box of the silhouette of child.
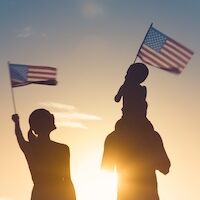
[12,109,76,200]
[115,63,149,119]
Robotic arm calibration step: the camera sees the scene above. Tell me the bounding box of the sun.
[73,168,118,200]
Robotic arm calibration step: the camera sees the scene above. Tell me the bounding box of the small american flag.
[138,26,194,74]
[9,64,57,87]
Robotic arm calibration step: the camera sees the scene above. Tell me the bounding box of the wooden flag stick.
[8,62,17,113]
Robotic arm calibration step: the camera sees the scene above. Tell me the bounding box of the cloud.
[16,26,47,38]
[40,102,77,111]
[17,26,33,38]
[39,102,101,129]
[81,1,104,19]
[53,112,101,121]
[55,121,87,129]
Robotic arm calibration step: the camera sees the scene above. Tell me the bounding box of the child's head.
[125,63,149,84]
[29,109,56,135]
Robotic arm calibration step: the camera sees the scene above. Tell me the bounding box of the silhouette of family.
[11,63,170,200]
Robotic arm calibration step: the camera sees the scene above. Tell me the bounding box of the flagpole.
[133,23,153,64]
[8,61,17,114]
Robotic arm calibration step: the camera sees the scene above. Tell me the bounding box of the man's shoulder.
[105,131,121,148]
[105,131,117,141]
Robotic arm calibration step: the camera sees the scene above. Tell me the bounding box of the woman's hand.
[12,114,19,123]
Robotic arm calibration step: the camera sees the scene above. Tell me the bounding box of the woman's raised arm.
[12,114,28,152]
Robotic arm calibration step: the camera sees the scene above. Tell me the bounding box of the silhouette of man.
[102,119,170,200]
[12,109,76,200]
[102,63,171,200]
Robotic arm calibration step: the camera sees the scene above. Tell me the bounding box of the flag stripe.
[28,77,56,81]
[140,46,176,68]
[27,76,56,81]
[140,45,185,70]
[28,70,56,75]
[139,49,169,69]
[28,72,56,78]
[167,37,194,55]
[28,75,56,79]
[138,48,183,73]
[162,45,188,64]
[165,41,191,60]
[28,68,56,73]
[139,53,171,71]
[27,65,57,80]
[138,53,182,74]
[165,41,193,60]
[159,50,185,68]
[28,66,57,70]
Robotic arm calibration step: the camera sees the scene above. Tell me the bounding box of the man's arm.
[154,132,171,174]
[101,133,115,171]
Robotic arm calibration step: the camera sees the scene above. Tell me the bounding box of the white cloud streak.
[40,102,77,111]
[55,121,87,129]
[16,26,47,38]
[17,26,33,38]
[39,102,101,129]
[53,112,101,121]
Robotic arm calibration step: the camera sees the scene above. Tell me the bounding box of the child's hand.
[114,94,121,102]
[12,114,19,123]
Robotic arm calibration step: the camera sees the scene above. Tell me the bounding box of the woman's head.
[29,109,56,135]
[125,63,149,84]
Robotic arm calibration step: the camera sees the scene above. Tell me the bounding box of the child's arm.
[115,84,125,102]
[12,114,28,152]
[141,85,147,99]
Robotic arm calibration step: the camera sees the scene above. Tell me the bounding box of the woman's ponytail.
[28,129,37,143]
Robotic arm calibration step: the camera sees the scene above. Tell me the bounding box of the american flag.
[138,26,194,74]
[9,64,57,87]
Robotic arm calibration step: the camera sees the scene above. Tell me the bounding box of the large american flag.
[138,26,194,74]
[9,64,57,87]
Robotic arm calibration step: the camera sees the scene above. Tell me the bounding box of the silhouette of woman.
[12,109,76,200]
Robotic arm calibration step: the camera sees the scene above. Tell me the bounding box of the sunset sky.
[0,0,200,200]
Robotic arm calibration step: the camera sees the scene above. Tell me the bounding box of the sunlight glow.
[74,169,118,200]
[0,197,11,200]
